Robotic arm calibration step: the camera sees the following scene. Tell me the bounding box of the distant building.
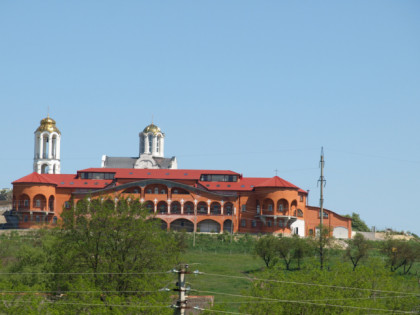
[11,116,351,238]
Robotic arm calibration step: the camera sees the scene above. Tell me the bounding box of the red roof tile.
[77,168,240,181]
[12,172,56,185]
[13,173,110,189]
[254,176,299,189]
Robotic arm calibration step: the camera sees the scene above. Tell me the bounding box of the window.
[133,189,139,194]
[154,187,159,194]
[173,189,178,194]
[35,200,41,208]
[297,209,303,217]
[294,227,299,235]
[24,200,29,207]
[309,229,314,235]
[256,205,260,214]
[24,215,28,222]
[278,204,283,212]
[53,216,57,224]
[268,204,273,211]
[300,195,303,202]
[278,220,284,227]
[251,220,257,228]
[319,211,329,218]
[35,215,40,223]
[147,189,152,194]
[267,221,272,227]
[65,201,71,209]
[241,205,246,212]
[160,189,166,194]
[156,138,160,153]
[241,219,246,227]
[200,174,238,182]
[148,135,153,153]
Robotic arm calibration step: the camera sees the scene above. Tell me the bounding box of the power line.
[199,272,420,296]
[192,306,250,314]
[211,295,413,304]
[192,290,417,314]
[0,290,163,294]
[0,299,171,308]
[0,271,172,275]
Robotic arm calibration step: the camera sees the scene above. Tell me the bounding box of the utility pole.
[193,200,197,247]
[173,264,189,315]
[318,147,326,270]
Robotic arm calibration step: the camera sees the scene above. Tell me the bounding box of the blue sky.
[1,1,419,234]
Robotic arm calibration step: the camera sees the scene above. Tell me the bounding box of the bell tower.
[139,123,165,158]
[33,115,61,174]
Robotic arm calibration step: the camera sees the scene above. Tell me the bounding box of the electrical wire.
[0,299,171,308]
[193,307,250,315]
[199,272,420,296]
[0,271,172,275]
[192,290,417,314]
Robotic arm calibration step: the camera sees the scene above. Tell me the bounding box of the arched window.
[197,202,208,215]
[171,202,181,214]
[146,189,152,194]
[210,202,221,215]
[156,137,160,153]
[154,187,159,194]
[297,209,303,217]
[184,202,194,214]
[148,135,153,153]
[225,202,233,215]
[41,164,49,174]
[157,201,168,214]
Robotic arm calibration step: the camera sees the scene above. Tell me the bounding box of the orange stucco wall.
[12,179,351,237]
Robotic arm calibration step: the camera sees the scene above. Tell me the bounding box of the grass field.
[181,249,265,311]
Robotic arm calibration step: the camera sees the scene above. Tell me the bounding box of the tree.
[0,197,180,314]
[317,225,332,270]
[0,188,12,201]
[254,235,278,268]
[345,233,370,271]
[293,235,314,270]
[381,238,420,274]
[276,236,294,270]
[345,212,370,232]
[241,260,420,314]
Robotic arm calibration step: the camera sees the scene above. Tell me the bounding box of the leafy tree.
[293,235,314,270]
[317,225,333,270]
[345,233,370,271]
[0,188,12,201]
[345,212,370,232]
[254,235,278,268]
[276,236,294,270]
[381,238,420,274]
[0,196,181,314]
[242,260,420,314]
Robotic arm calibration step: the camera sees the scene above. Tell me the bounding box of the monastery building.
[11,116,352,238]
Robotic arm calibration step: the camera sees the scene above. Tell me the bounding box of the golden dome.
[143,123,162,135]
[35,115,61,134]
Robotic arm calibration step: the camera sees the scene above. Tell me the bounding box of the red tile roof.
[199,177,268,191]
[12,169,305,192]
[13,173,110,189]
[77,168,240,181]
[12,172,56,185]
[254,176,299,189]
